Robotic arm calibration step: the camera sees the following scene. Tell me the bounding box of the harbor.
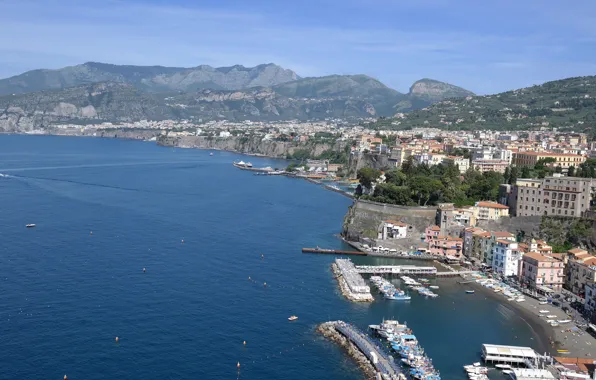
[302,247,367,256]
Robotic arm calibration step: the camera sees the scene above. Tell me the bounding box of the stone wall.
[342,199,436,243]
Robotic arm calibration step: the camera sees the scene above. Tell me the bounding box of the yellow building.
[473,201,510,221]
[512,152,586,169]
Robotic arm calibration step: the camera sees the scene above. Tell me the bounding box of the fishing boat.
[466,290,475,294]
[288,315,298,321]
[26,224,36,228]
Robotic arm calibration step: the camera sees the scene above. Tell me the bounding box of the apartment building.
[492,240,523,277]
[471,159,509,173]
[377,220,409,240]
[473,201,510,221]
[428,235,463,258]
[510,177,594,217]
[519,251,565,291]
[565,250,596,297]
[512,152,586,170]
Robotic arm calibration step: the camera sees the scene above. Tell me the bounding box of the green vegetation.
[540,217,594,252]
[363,75,596,133]
[358,160,504,206]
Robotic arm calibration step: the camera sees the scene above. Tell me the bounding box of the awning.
[589,323,596,333]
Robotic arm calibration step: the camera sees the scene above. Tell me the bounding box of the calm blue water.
[0,135,546,380]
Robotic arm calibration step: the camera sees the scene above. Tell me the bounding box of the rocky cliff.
[157,135,346,158]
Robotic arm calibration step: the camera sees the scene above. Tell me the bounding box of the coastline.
[467,281,595,358]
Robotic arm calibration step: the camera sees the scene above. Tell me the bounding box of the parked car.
[552,301,561,307]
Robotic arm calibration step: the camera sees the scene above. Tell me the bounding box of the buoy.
[243,340,246,346]
[181,239,184,243]
[261,254,264,259]
[115,336,119,343]
[237,362,241,369]
[64,376,68,380]
[248,276,251,280]
[143,268,146,273]
[90,231,93,235]
[264,282,267,287]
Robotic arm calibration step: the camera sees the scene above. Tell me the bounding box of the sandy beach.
[467,281,595,359]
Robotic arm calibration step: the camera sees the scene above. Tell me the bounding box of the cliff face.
[157,135,346,158]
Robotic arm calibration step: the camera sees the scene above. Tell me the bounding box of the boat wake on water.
[0,173,12,178]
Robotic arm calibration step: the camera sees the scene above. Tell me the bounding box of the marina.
[370,276,411,300]
[355,265,438,276]
[371,319,441,380]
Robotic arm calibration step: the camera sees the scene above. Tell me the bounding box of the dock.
[319,321,403,380]
[302,247,367,256]
[355,265,437,276]
[481,344,539,365]
[333,259,374,302]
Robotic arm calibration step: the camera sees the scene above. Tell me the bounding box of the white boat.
[558,319,571,324]
[516,297,525,302]
[539,310,550,314]
[539,301,548,305]
[429,285,439,289]
[503,370,513,375]
[496,364,512,369]
[550,322,559,327]
[546,315,557,319]
[210,152,214,156]
[507,297,516,301]
[26,224,36,228]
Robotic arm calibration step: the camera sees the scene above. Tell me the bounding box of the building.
[509,178,543,217]
[326,164,344,173]
[473,201,510,221]
[436,203,477,233]
[471,159,509,173]
[473,147,513,164]
[492,240,522,277]
[425,225,441,242]
[519,251,565,291]
[585,282,596,322]
[565,250,596,297]
[463,227,484,258]
[512,152,586,170]
[378,220,409,240]
[510,176,594,217]
[442,156,470,173]
[428,235,463,258]
[413,153,446,166]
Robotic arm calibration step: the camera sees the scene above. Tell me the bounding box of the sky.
[1,0,595,94]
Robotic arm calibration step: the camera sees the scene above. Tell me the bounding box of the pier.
[355,265,438,276]
[302,247,367,256]
[333,259,374,302]
[319,321,403,380]
[481,344,539,365]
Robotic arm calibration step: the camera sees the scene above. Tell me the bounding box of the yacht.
[26,224,36,228]
[288,315,298,321]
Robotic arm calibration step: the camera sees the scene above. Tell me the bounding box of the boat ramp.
[318,321,403,380]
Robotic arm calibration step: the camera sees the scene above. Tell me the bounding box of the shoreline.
[467,280,595,358]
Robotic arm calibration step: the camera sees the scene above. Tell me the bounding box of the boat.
[26,224,36,228]
[210,152,214,156]
[539,301,548,305]
[429,285,439,289]
[503,370,513,375]
[558,319,571,324]
[546,315,557,319]
[539,310,550,314]
[550,322,559,327]
[288,315,298,321]
[516,297,525,302]
[466,290,475,294]
[495,364,512,370]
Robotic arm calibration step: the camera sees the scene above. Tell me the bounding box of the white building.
[585,282,596,320]
[492,240,523,277]
[378,220,408,240]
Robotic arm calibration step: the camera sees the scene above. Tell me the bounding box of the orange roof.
[584,257,596,266]
[568,248,588,254]
[493,231,514,238]
[476,201,509,209]
[515,152,584,157]
[549,253,565,261]
[429,225,441,231]
[523,251,560,262]
[475,232,492,238]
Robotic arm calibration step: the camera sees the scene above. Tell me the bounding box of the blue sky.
[1,0,595,94]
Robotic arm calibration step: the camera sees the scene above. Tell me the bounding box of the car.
[552,301,561,307]
[553,294,561,299]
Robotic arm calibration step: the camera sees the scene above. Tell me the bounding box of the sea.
[0,135,547,380]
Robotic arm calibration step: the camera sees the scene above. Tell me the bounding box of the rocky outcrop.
[342,199,436,243]
[408,78,474,102]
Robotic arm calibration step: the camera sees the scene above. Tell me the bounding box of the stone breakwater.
[332,260,374,302]
[316,322,377,380]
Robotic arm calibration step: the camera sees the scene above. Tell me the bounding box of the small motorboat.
[26,224,36,228]
[539,301,548,305]
[539,310,549,314]
[210,152,214,156]
[429,285,439,289]
[466,290,475,294]
[288,315,298,321]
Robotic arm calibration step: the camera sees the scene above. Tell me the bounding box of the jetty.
[356,265,437,276]
[302,247,367,256]
[332,259,374,302]
[318,321,403,380]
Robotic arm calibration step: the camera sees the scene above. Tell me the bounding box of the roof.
[482,344,537,358]
[523,251,560,263]
[568,248,588,255]
[428,225,441,231]
[476,201,509,209]
[510,368,556,380]
[493,231,514,238]
[554,356,596,375]
[514,152,584,157]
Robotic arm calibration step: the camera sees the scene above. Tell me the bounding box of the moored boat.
[288,315,298,321]
[26,224,36,228]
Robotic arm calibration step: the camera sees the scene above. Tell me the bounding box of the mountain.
[0,62,299,95]
[392,79,475,113]
[0,82,176,132]
[370,75,596,132]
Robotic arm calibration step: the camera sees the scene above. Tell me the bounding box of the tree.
[385,169,407,186]
[508,166,519,185]
[521,167,532,178]
[503,167,511,184]
[568,165,576,177]
[357,168,381,190]
[372,183,412,205]
[410,176,444,206]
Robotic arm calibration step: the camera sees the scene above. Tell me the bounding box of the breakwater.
[317,321,403,380]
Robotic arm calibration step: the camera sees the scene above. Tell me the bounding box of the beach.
[468,281,595,358]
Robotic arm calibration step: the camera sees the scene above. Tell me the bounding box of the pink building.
[519,251,565,291]
[428,235,463,258]
[425,225,441,242]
